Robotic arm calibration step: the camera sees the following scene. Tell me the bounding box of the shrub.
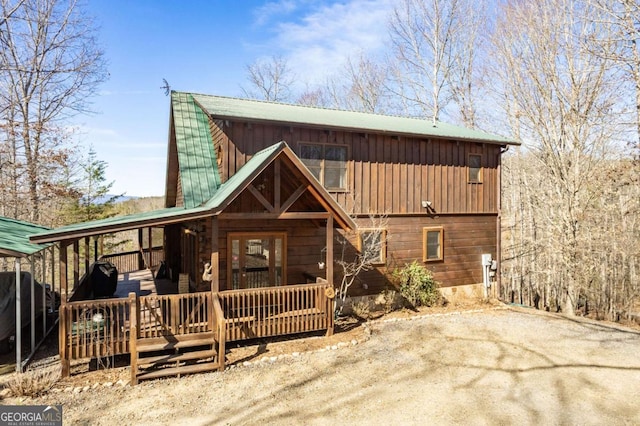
[393,261,441,307]
[6,367,58,397]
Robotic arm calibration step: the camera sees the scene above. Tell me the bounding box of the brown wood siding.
[348,215,498,296]
[184,214,496,296]
[209,118,227,183]
[218,121,500,215]
[200,219,328,291]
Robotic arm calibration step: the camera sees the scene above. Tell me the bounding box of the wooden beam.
[274,158,281,211]
[73,240,79,290]
[248,184,275,212]
[59,241,68,304]
[210,217,219,292]
[279,184,307,213]
[84,237,90,274]
[148,227,152,268]
[326,215,333,286]
[219,212,330,220]
[138,228,144,270]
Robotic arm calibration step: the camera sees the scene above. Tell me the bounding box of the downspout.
[496,145,510,300]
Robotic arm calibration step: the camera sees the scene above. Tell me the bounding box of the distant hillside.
[115,196,164,215]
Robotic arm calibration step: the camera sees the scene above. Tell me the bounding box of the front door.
[228,232,286,290]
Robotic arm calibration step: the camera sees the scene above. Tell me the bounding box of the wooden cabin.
[29,92,517,383]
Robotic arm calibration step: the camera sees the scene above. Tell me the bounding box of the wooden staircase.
[131,332,223,384]
[128,292,227,385]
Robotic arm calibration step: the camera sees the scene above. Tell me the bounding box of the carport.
[0,216,56,372]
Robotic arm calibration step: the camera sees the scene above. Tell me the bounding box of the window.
[423,227,443,262]
[357,228,387,265]
[468,154,482,183]
[299,143,348,191]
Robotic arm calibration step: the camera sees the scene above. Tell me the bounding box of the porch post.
[15,258,21,373]
[72,240,79,290]
[60,241,68,304]
[138,229,144,270]
[50,245,56,313]
[84,237,90,274]
[148,227,153,268]
[30,257,35,353]
[326,215,333,285]
[210,217,219,292]
[326,215,334,336]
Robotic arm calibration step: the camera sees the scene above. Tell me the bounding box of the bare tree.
[588,0,640,149]
[388,0,474,123]
[493,0,626,315]
[334,215,388,316]
[323,52,393,114]
[0,0,107,222]
[241,54,295,102]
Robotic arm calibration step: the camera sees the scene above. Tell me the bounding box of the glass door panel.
[228,233,286,290]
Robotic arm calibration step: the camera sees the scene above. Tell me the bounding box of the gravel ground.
[3,306,640,425]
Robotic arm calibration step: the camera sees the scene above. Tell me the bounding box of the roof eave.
[29,208,213,244]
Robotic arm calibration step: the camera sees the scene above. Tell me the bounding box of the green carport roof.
[0,217,53,257]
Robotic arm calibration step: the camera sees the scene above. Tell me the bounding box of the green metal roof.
[172,92,222,208]
[0,217,52,257]
[30,142,356,243]
[29,207,210,244]
[188,92,518,145]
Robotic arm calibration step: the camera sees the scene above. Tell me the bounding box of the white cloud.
[268,0,394,85]
[253,0,299,26]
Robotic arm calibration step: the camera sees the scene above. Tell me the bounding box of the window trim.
[467,153,483,183]
[422,227,443,262]
[299,142,349,192]
[357,228,387,265]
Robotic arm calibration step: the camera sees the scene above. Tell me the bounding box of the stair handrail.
[212,292,226,371]
[129,292,139,385]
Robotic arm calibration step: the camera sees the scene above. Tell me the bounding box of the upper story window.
[468,154,482,183]
[299,143,348,191]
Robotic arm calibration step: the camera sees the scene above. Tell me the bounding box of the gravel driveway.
[9,307,640,425]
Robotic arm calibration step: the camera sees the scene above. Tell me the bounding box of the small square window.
[423,227,443,262]
[468,154,482,183]
[357,228,387,265]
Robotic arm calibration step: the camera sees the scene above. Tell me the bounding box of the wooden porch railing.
[59,282,334,377]
[59,298,131,362]
[135,292,214,338]
[99,246,164,274]
[218,282,334,341]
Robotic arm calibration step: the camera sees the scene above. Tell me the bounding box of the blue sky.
[79,0,393,197]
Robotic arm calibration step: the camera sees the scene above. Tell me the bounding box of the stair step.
[136,361,219,381]
[136,332,216,352]
[138,349,217,366]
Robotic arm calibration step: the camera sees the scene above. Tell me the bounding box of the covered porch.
[29,142,355,383]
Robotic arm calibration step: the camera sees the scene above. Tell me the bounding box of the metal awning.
[0,216,54,373]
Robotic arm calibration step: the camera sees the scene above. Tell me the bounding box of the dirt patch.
[4,302,640,424]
